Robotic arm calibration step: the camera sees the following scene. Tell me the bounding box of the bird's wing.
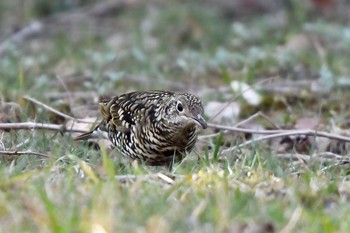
[75,91,168,141]
[100,94,152,133]
[74,96,128,141]
[73,121,105,141]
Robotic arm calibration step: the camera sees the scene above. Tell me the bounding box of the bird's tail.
[74,131,95,141]
[74,122,109,141]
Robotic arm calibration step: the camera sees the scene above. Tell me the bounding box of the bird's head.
[164,93,207,129]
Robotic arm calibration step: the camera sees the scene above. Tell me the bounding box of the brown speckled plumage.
[76,90,207,166]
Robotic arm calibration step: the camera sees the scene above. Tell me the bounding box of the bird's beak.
[193,114,207,129]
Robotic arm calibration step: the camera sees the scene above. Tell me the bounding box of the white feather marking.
[93,128,109,139]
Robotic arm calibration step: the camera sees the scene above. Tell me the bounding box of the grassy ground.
[1,1,350,232]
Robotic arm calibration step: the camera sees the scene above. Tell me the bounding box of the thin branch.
[0,150,51,158]
[23,95,76,120]
[207,122,283,134]
[45,91,97,100]
[220,129,350,156]
[199,112,267,140]
[115,174,138,182]
[234,111,265,128]
[276,153,350,163]
[15,138,30,149]
[0,122,89,133]
[115,173,182,183]
[276,153,311,162]
[157,173,175,184]
[198,133,223,140]
[255,111,281,129]
[317,152,350,160]
[208,122,350,142]
[22,95,94,123]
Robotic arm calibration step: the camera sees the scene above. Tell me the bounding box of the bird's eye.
[176,102,184,112]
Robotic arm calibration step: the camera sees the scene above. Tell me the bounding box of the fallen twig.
[22,95,94,124]
[208,122,350,141]
[157,172,175,184]
[45,91,98,100]
[207,123,284,134]
[199,111,276,140]
[115,173,181,184]
[23,95,76,121]
[220,129,350,156]
[0,150,51,158]
[276,153,350,163]
[115,174,138,181]
[0,122,89,133]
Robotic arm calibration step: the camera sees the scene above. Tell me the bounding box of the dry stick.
[115,173,181,183]
[208,122,350,140]
[199,111,277,140]
[199,112,262,140]
[318,151,350,160]
[276,153,311,162]
[319,161,349,172]
[0,122,89,133]
[0,150,51,158]
[15,138,30,149]
[157,173,175,184]
[115,174,138,181]
[0,99,91,159]
[22,95,94,123]
[220,129,350,156]
[207,123,284,134]
[256,111,281,129]
[276,153,350,163]
[23,95,75,120]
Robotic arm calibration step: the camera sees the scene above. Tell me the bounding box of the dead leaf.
[231,81,262,106]
[205,101,240,123]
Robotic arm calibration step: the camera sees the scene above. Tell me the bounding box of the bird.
[75,90,207,167]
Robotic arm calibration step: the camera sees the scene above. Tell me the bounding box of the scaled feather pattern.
[76,90,207,166]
